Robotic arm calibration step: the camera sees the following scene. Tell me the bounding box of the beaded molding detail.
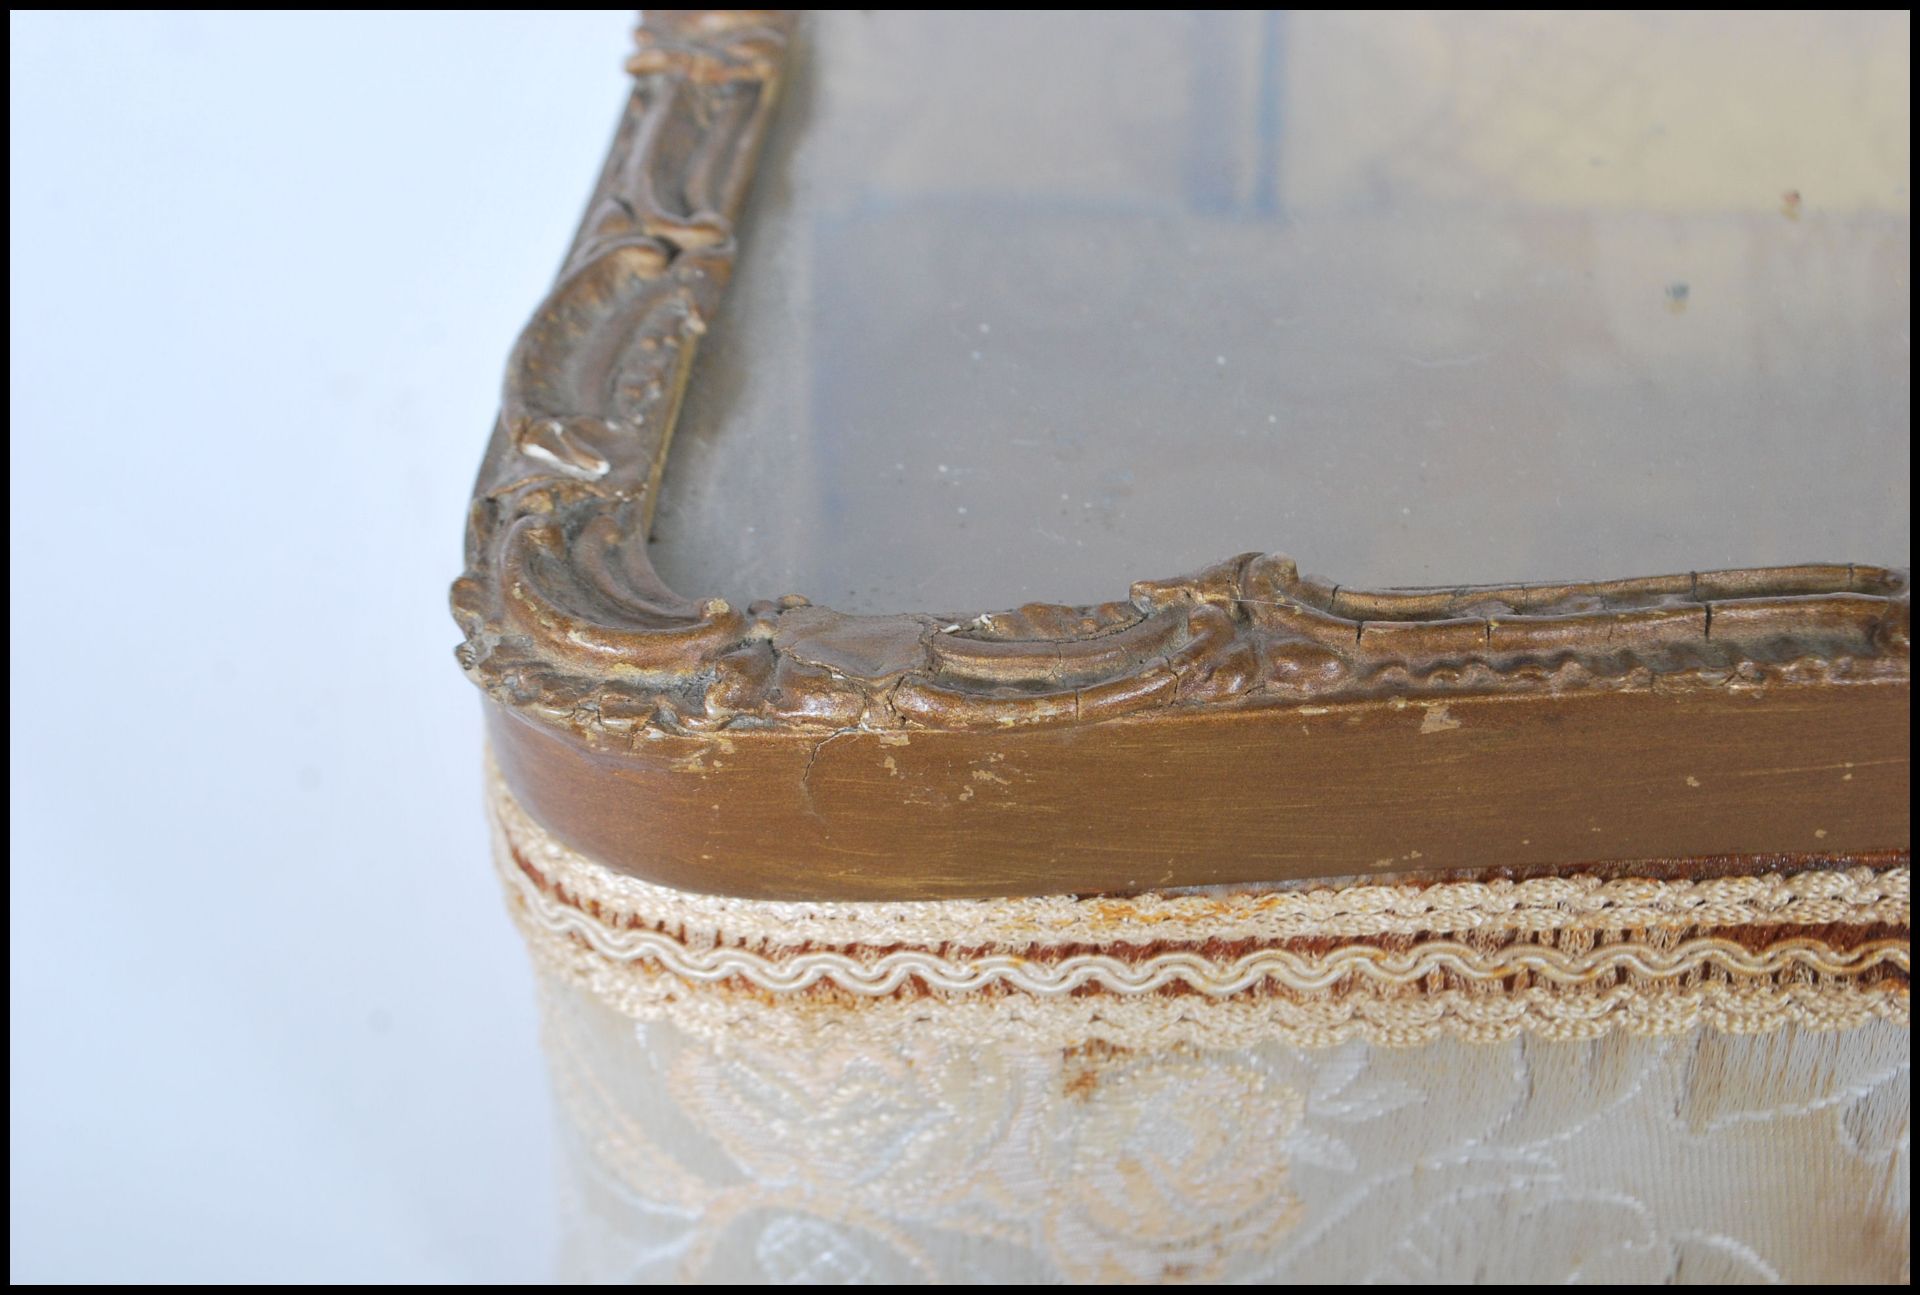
[489,767,1911,1049]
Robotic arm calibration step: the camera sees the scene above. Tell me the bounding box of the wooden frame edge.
[451,11,1911,899]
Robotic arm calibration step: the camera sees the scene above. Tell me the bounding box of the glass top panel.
[651,10,1911,614]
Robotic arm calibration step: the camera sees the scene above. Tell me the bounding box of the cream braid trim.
[487,762,1910,1049]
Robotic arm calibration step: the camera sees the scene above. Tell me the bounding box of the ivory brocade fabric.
[488,772,1912,1284]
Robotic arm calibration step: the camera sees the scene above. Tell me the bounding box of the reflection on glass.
[654,11,1911,613]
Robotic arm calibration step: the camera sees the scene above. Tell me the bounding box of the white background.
[10,11,637,1282]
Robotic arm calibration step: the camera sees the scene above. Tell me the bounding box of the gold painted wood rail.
[453,10,1909,900]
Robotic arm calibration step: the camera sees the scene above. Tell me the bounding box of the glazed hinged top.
[650,10,1912,614]
[453,11,1910,900]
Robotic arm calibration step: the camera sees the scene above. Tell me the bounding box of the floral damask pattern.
[538,972,1911,1284]
[492,767,1910,1281]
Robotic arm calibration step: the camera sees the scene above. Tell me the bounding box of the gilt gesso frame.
[453,11,1910,900]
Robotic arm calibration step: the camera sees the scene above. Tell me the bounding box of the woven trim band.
[488,763,1910,1049]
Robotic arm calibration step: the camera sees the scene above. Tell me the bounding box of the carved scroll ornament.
[451,13,1909,903]
[452,12,1908,753]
